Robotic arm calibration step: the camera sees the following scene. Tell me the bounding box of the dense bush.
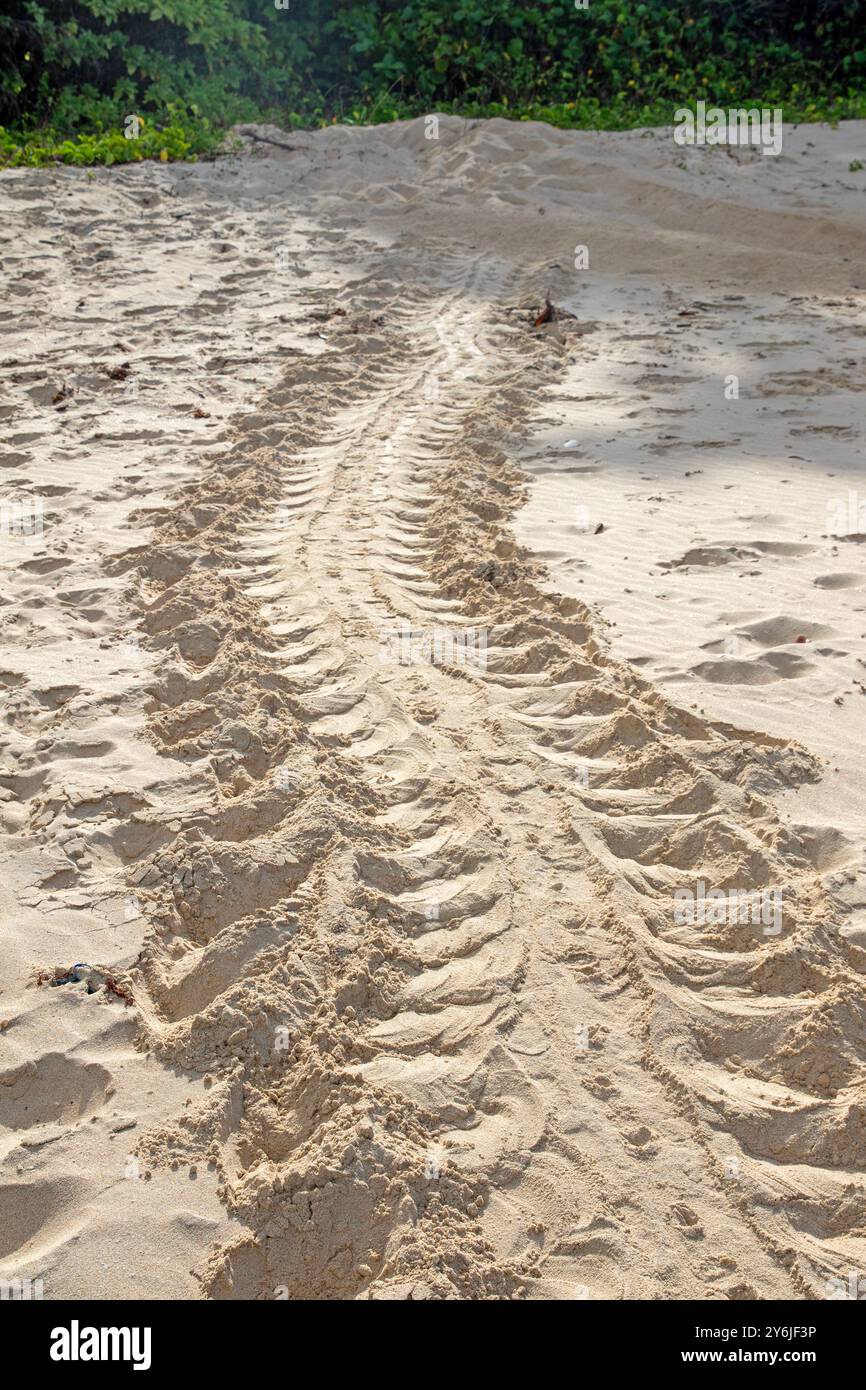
[1,0,864,135]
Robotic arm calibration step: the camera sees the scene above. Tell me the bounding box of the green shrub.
[0,117,220,167]
[1,0,863,151]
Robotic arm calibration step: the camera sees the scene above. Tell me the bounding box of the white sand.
[1,115,865,1300]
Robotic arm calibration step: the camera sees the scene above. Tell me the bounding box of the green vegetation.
[0,117,220,167]
[1,1,864,166]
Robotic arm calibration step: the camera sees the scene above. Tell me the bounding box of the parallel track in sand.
[116,234,866,1299]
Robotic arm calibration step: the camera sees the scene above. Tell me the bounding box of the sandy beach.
[2,115,866,1300]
